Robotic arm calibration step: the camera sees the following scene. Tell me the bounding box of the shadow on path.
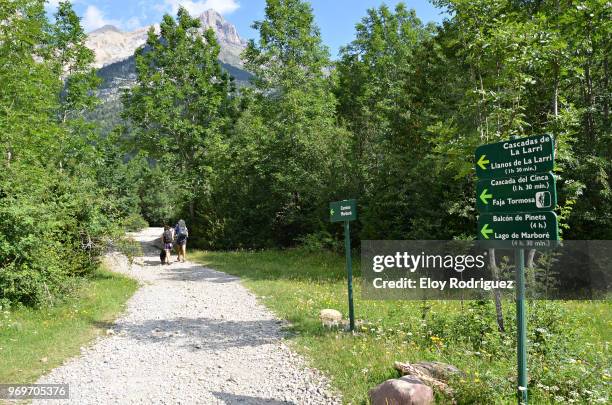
[211,392,294,405]
[117,317,282,350]
[161,265,240,283]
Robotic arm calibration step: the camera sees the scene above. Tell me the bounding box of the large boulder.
[319,309,342,327]
[369,376,434,405]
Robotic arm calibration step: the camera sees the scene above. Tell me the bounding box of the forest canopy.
[1,0,610,307]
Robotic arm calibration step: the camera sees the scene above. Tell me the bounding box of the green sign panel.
[478,212,559,241]
[476,172,556,213]
[475,134,554,179]
[330,199,357,222]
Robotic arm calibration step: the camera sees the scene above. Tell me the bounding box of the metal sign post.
[475,135,559,404]
[515,248,528,404]
[344,220,355,331]
[330,199,357,331]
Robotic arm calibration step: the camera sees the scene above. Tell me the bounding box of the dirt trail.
[34,228,340,405]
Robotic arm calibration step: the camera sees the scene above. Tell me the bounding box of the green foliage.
[335,4,449,240]
[121,213,148,232]
[137,160,184,226]
[114,0,609,248]
[297,231,342,253]
[0,162,114,306]
[51,1,101,123]
[122,7,238,231]
[201,0,350,248]
[333,0,611,241]
[0,1,142,307]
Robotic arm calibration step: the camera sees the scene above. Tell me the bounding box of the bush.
[122,213,148,231]
[0,163,117,307]
[297,231,343,253]
[113,236,144,265]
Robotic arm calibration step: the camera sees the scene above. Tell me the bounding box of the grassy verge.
[191,249,610,404]
[0,267,138,384]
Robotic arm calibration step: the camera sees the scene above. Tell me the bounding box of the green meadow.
[0,268,138,384]
[192,249,611,404]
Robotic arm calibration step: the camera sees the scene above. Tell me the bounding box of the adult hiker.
[174,219,189,262]
[161,225,174,265]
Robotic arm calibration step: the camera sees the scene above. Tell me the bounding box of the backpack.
[177,225,188,238]
[160,249,166,263]
[163,229,173,243]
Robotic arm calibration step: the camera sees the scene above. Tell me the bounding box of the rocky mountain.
[86,9,247,68]
[86,10,252,134]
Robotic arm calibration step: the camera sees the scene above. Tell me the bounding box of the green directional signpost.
[475,134,554,179]
[478,212,559,241]
[477,173,556,213]
[475,135,559,405]
[330,199,357,331]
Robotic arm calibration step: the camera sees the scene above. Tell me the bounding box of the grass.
[0,267,138,384]
[191,248,611,404]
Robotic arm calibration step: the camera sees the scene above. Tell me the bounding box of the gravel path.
[34,228,341,405]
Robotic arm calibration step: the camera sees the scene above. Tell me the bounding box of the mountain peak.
[200,9,224,20]
[198,9,229,32]
[90,25,122,34]
[86,11,246,68]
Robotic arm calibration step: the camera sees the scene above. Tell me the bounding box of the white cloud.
[45,1,143,33]
[125,17,142,30]
[163,0,240,16]
[82,5,121,32]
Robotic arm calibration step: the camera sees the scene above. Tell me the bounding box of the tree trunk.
[489,248,505,333]
[603,57,609,126]
[525,248,537,291]
[526,249,536,268]
[189,199,195,222]
[553,62,559,117]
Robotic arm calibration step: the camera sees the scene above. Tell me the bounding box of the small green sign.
[476,172,556,213]
[477,211,559,241]
[475,134,554,179]
[330,199,357,222]
[329,198,357,331]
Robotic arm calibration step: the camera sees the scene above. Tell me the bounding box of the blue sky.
[46,0,447,58]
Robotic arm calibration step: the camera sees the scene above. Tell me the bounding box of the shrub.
[0,164,117,307]
[297,231,343,253]
[122,213,148,232]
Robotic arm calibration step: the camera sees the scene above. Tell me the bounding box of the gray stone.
[413,361,462,380]
[319,308,342,327]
